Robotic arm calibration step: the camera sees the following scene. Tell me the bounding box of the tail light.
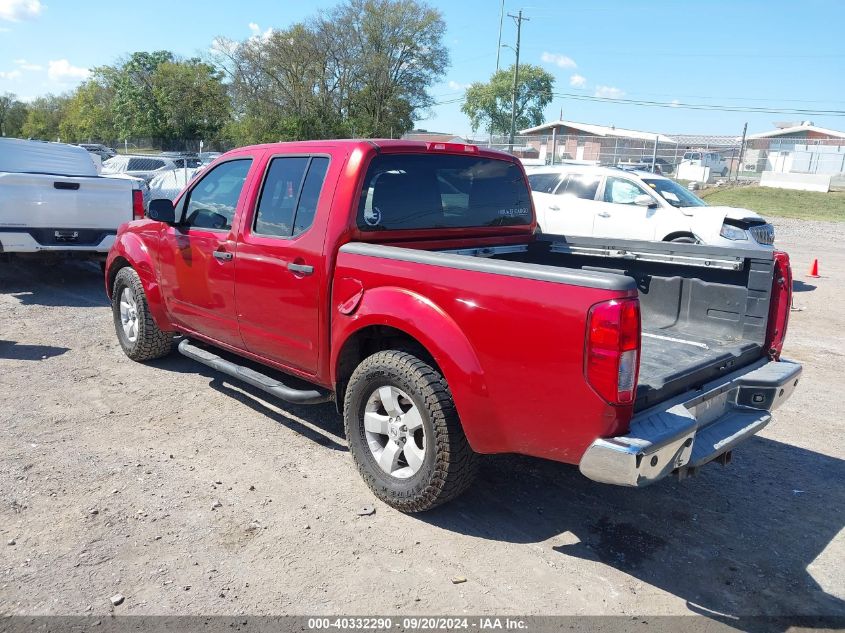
[766,250,792,360]
[585,298,641,405]
[132,189,145,220]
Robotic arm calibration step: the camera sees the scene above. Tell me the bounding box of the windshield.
[357,153,532,231]
[642,178,707,208]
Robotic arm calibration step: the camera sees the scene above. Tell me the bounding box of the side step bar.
[177,339,332,405]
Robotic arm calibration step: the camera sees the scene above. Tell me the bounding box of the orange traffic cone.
[808,259,820,278]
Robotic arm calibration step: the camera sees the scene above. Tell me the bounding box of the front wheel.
[669,235,698,244]
[111,267,173,361]
[343,350,478,512]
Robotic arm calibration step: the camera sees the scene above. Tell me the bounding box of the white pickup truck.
[0,138,145,261]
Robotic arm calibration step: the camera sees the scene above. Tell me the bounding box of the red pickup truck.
[105,140,801,512]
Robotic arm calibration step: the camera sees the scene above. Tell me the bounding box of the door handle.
[213,250,233,261]
[548,205,560,211]
[287,262,314,275]
[597,212,611,218]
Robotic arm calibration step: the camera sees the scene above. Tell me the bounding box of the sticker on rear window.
[364,206,382,226]
[499,207,530,217]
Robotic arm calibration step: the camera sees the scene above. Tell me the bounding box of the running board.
[177,339,332,405]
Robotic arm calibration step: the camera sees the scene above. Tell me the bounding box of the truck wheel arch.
[663,231,698,243]
[107,233,172,331]
[331,288,496,452]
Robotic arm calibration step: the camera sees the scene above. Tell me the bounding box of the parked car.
[105,139,799,512]
[159,151,202,169]
[527,165,774,249]
[101,155,178,183]
[616,158,674,175]
[680,150,728,177]
[0,138,145,261]
[198,151,222,166]
[77,143,117,161]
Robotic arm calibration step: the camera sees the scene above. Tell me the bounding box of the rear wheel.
[111,267,173,361]
[343,350,478,512]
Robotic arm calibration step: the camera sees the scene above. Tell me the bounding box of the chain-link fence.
[405,131,845,184]
[97,132,845,186]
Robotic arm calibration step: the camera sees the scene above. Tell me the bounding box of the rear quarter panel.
[332,249,638,463]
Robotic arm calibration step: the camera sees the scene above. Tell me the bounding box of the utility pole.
[735,122,748,182]
[495,0,505,72]
[507,9,528,153]
[489,0,506,148]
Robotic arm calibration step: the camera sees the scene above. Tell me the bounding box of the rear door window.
[358,153,532,231]
[254,156,330,238]
[527,172,559,193]
[556,173,600,200]
[127,158,165,171]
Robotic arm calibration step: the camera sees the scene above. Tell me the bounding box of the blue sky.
[1,0,843,136]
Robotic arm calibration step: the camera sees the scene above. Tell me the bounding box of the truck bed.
[450,237,775,412]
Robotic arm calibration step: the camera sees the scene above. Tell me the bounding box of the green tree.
[21,94,69,140]
[461,64,554,135]
[59,80,116,142]
[152,60,230,144]
[0,92,29,137]
[102,50,174,139]
[213,0,448,144]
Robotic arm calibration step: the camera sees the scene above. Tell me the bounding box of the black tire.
[111,266,173,361]
[669,235,698,244]
[343,350,478,512]
[721,168,728,177]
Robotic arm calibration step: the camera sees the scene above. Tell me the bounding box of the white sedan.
[527,165,774,250]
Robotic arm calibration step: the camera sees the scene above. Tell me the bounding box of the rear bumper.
[0,231,115,253]
[579,358,802,487]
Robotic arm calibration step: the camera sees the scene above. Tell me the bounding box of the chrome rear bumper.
[579,358,802,487]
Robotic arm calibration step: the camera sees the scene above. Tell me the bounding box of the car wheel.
[669,235,698,244]
[343,350,478,512]
[111,267,174,361]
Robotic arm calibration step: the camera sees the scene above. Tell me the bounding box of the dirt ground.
[1,220,843,624]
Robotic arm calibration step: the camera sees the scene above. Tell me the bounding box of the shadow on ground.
[418,440,844,630]
[0,259,107,308]
[793,280,817,293]
[149,352,346,452]
[0,339,70,361]
[149,349,844,630]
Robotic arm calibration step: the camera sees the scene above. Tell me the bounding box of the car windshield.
[642,178,707,208]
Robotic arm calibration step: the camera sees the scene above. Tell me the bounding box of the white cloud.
[594,85,625,99]
[0,69,22,80]
[14,58,43,71]
[540,52,576,69]
[447,80,469,91]
[670,99,681,108]
[0,0,43,22]
[248,21,273,41]
[569,74,586,88]
[47,59,90,82]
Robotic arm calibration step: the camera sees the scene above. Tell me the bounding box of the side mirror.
[148,198,176,224]
[634,194,657,208]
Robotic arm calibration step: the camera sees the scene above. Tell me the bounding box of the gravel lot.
[1,220,843,624]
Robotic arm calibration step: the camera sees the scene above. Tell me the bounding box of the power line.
[552,92,845,116]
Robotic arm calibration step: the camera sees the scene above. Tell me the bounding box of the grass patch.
[699,186,845,222]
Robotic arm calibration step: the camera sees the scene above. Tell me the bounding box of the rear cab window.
[357,153,532,231]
